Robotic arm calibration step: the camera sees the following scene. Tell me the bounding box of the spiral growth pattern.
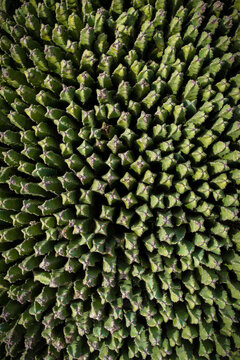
[0,0,240,359]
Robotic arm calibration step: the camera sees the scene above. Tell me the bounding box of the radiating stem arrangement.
[0,0,240,359]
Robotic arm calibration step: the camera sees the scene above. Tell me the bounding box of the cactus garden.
[0,0,240,359]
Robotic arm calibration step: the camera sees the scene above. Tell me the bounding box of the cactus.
[0,0,240,359]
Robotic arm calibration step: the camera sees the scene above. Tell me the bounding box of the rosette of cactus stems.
[0,0,240,359]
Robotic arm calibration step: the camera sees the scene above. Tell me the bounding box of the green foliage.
[0,0,240,359]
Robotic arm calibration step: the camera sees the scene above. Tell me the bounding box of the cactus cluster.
[0,0,240,359]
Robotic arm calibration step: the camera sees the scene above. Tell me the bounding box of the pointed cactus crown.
[0,0,240,359]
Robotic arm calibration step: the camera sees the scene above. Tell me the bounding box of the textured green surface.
[0,0,240,359]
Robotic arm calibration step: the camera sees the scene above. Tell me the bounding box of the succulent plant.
[0,0,240,359]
